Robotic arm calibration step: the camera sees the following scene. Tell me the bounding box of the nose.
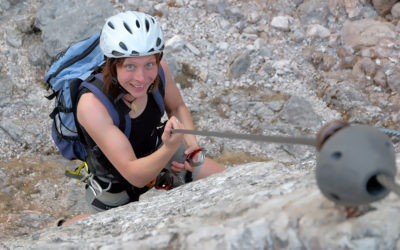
[133,68,145,84]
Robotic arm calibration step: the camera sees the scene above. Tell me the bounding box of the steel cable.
[377,174,400,197]
[173,127,400,199]
[380,128,400,138]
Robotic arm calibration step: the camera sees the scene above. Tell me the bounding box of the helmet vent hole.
[131,50,139,56]
[148,48,154,53]
[331,151,342,160]
[107,21,115,29]
[112,51,124,57]
[329,193,340,201]
[123,22,132,34]
[366,175,385,196]
[156,38,161,47]
[119,42,128,51]
[136,20,140,28]
[145,19,150,32]
[151,17,155,24]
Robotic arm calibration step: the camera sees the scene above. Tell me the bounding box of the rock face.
[2,160,400,249]
[35,0,113,57]
[0,0,400,248]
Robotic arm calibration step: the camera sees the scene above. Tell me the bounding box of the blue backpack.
[45,32,165,161]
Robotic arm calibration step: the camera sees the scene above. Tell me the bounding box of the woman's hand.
[170,145,201,173]
[162,116,184,149]
[170,160,194,173]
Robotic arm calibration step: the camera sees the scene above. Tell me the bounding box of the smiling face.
[115,55,158,98]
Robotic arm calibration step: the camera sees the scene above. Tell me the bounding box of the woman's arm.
[161,59,199,149]
[77,92,184,187]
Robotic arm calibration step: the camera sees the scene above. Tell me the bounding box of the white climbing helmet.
[100,11,164,58]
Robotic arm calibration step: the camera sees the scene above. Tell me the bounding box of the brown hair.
[102,53,162,99]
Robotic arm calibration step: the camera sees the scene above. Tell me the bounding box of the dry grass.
[175,63,199,89]
[167,0,177,7]
[0,156,67,216]
[262,91,290,102]
[213,151,271,166]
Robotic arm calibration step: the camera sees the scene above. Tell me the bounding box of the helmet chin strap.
[112,77,130,104]
[112,76,118,85]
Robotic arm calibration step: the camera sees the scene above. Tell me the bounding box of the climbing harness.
[66,161,176,191]
[173,124,400,206]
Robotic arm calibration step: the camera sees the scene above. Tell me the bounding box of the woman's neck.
[123,94,148,118]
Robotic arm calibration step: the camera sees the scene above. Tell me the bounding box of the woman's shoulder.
[79,91,101,105]
[77,92,113,126]
[160,59,170,72]
[159,59,174,85]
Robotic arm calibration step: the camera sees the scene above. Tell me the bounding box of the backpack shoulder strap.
[152,66,166,114]
[80,75,131,138]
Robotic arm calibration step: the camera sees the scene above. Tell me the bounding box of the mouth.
[130,83,145,89]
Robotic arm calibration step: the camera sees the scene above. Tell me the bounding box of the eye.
[126,64,134,70]
[146,62,154,68]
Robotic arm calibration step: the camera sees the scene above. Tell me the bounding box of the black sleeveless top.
[129,95,163,158]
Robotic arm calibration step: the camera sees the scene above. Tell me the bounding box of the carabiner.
[65,162,90,183]
[186,148,206,167]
